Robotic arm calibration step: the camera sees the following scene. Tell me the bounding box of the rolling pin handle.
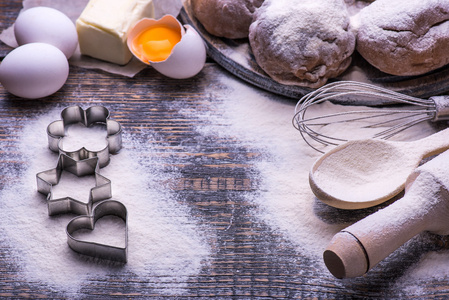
[324,165,449,278]
[323,231,369,279]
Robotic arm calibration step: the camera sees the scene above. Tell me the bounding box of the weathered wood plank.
[2,1,449,298]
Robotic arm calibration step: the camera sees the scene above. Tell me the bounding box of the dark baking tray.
[180,0,449,101]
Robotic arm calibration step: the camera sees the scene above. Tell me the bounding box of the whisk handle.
[430,96,449,121]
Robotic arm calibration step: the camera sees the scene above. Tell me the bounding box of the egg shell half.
[14,6,78,59]
[151,25,206,79]
[127,15,206,79]
[0,43,69,99]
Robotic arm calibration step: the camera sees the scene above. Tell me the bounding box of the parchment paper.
[0,0,183,77]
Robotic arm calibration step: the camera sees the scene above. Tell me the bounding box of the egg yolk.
[134,25,181,62]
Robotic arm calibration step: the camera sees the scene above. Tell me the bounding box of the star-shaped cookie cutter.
[36,154,112,216]
[66,200,128,263]
[47,105,122,168]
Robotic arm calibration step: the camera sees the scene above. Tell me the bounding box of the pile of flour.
[0,71,446,297]
[195,74,445,296]
[0,108,211,295]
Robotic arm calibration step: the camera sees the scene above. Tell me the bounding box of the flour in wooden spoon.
[313,140,419,202]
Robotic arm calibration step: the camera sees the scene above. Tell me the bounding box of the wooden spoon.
[309,127,449,209]
[323,149,449,278]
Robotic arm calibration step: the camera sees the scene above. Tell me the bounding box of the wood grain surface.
[2,1,449,299]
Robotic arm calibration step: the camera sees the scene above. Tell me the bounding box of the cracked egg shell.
[127,15,206,79]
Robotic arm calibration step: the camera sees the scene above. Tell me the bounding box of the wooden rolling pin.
[323,149,449,278]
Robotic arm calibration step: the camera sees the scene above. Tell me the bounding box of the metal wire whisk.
[292,81,449,152]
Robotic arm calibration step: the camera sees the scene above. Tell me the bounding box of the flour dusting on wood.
[193,73,448,296]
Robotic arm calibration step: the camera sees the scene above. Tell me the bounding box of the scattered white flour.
[1,70,448,297]
[61,123,108,152]
[188,73,447,296]
[222,43,252,69]
[0,108,211,296]
[51,171,97,202]
[192,76,351,262]
[71,215,126,248]
[339,164,449,274]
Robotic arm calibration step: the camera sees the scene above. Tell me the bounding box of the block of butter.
[76,0,154,65]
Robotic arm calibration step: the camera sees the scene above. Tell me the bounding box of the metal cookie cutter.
[66,200,128,263]
[36,154,112,216]
[47,105,122,168]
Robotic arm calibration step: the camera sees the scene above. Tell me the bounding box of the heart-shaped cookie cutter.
[66,200,128,263]
[47,105,122,168]
[36,154,112,216]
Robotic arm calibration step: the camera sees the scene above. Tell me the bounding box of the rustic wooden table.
[2,1,449,299]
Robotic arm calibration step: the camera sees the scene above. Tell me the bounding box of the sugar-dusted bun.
[191,0,264,39]
[249,0,355,88]
[356,0,449,76]
[344,0,375,16]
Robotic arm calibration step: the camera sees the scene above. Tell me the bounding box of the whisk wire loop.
[293,81,442,152]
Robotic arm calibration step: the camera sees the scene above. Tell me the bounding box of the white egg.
[151,25,207,79]
[0,43,69,99]
[127,15,207,79]
[14,6,78,59]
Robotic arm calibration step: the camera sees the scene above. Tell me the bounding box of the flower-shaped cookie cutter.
[47,105,122,168]
[66,200,128,263]
[36,154,112,216]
